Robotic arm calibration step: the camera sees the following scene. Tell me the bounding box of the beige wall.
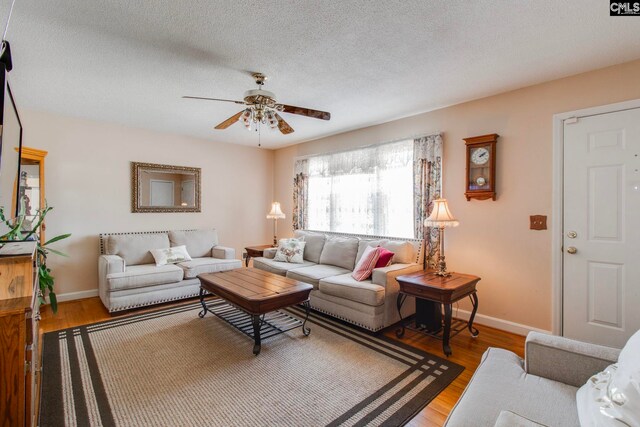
[274,59,640,331]
[21,110,274,296]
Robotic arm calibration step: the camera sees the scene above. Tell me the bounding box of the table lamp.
[424,199,459,276]
[266,202,286,246]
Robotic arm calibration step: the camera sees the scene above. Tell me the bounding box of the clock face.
[476,177,486,186]
[471,147,490,165]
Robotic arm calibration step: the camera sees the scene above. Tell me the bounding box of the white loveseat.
[253,230,424,331]
[98,229,242,312]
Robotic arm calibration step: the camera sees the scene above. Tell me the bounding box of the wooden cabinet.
[0,242,40,427]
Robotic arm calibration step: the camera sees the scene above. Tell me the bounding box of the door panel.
[587,261,623,328]
[588,165,623,241]
[563,107,640,348]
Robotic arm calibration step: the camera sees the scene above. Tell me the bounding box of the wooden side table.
[244,244,274,267]
[395,270,480,356]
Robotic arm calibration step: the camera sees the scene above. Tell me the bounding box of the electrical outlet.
[530,215,547,230]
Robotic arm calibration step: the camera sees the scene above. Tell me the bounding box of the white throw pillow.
[576,330,640,427]
[150,245,192,266]
[273,238,306,263]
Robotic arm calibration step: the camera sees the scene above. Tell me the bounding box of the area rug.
[40,301,463,427]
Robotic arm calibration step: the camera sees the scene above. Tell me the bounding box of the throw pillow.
[576,329,640,426]
[375,247,395,268]
[150,245,192,266]
[352,246,380,281]
[273,238,306,263]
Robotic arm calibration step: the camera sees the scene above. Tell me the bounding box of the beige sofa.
[98,229,242,312]
[253,230,424,331]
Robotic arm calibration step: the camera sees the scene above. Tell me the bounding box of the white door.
[150,180,174,206]
[563,107,640,348]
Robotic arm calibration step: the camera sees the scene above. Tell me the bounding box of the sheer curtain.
[305,140,414,237]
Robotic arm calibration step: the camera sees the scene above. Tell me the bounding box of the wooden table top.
[198,268,313,314]
[245,244,274,251]
[396,270,480,304]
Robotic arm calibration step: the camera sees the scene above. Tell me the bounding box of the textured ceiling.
[1,0,639,148]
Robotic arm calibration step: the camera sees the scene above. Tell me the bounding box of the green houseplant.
[0,200,70,313]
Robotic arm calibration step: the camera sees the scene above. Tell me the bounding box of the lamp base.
[272,236,277,247]
[434,270,452,277]
[433,255,451,277]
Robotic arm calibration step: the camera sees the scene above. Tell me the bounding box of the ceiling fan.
[183,73,331,135]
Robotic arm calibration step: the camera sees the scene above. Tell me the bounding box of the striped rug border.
[40,300,463,426]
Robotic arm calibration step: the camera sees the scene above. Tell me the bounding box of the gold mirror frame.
[131,162,201,213]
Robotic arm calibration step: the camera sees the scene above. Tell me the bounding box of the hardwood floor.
[40,297,525,426]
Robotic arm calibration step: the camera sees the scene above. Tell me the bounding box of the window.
[306,140,414,237]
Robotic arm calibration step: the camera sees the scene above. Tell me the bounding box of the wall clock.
[464,133,499,201]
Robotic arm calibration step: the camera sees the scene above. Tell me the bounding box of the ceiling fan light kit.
[183,72,331,140]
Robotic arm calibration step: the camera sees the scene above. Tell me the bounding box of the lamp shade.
[424,199,459,228]
[266,202,286,219]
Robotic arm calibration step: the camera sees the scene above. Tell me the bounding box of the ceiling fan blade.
[279,104,330,120]
[214,111,244,129]
[274,112,294,134]
[183,96,246,105]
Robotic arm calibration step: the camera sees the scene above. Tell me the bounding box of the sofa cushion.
[294,230,326,263]
[177,258,242,279]
[355,239,386,264]
[252,257,316,276]
[494,411,547,427]
[107,264,184,291]
[381,240,416,264]
[169,230,219,258]
[106,233,170,266]
[319,236,359,270]
[319,273,385,306]
[444,348,579,427]
[286,264,351,289]
[355,239,417,265]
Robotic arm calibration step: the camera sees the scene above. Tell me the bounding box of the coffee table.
[197,268,313,355]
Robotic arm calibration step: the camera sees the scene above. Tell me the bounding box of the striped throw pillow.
[351,246,381,281]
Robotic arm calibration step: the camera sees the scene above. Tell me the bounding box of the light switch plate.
[530,215,547,230]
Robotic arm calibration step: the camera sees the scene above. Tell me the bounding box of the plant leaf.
[49,292,58,313]
[46,248,69,257]
[44,233,71,246]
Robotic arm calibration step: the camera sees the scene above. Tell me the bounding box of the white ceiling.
[1,0,639,149]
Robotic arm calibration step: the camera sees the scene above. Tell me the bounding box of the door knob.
[567,231,577,239]
[567,247,577,254]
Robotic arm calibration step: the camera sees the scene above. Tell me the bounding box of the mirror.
[131,162,201,213]
[17,147,47,242]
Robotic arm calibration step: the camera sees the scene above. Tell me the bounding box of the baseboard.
[454,308,552,337]
[56,289,99,302]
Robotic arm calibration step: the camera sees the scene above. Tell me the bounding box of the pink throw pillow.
[352,246,380,281]
[375,247,395,268]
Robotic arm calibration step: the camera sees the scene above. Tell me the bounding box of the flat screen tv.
[0,60,23,221]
